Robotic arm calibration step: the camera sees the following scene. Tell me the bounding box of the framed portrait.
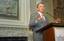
[0,0,19,20]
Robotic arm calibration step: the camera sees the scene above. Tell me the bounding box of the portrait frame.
[0,0,19,20]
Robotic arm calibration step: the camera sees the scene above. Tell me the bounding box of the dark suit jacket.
[29,12,49,32]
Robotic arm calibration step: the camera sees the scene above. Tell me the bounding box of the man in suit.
[29,2,49,41]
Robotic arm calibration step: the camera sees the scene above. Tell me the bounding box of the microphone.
[46,12,54,18]
[46,12,61,23]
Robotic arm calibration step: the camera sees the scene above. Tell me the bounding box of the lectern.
[37,23,64,41]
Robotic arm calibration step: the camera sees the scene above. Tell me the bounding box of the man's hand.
[53,18,61,23]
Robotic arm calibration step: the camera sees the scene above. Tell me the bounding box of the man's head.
[37,2,45,13]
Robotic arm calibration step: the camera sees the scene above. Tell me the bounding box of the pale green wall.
[44,0,54,23]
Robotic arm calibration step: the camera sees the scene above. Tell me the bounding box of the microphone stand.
[46,12,62,24]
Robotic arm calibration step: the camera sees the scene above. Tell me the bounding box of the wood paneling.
[43,27,55,41]
[53,0,64,23]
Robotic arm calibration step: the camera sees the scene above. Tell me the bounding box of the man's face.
[37,4,45,13]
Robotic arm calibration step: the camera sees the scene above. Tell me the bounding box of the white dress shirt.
[38,12,46,21]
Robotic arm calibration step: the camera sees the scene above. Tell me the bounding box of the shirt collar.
[38,12,44,16]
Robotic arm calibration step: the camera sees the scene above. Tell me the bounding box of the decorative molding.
[0,0,31,27]
[0,0,33,41]
[0,27,29,37]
